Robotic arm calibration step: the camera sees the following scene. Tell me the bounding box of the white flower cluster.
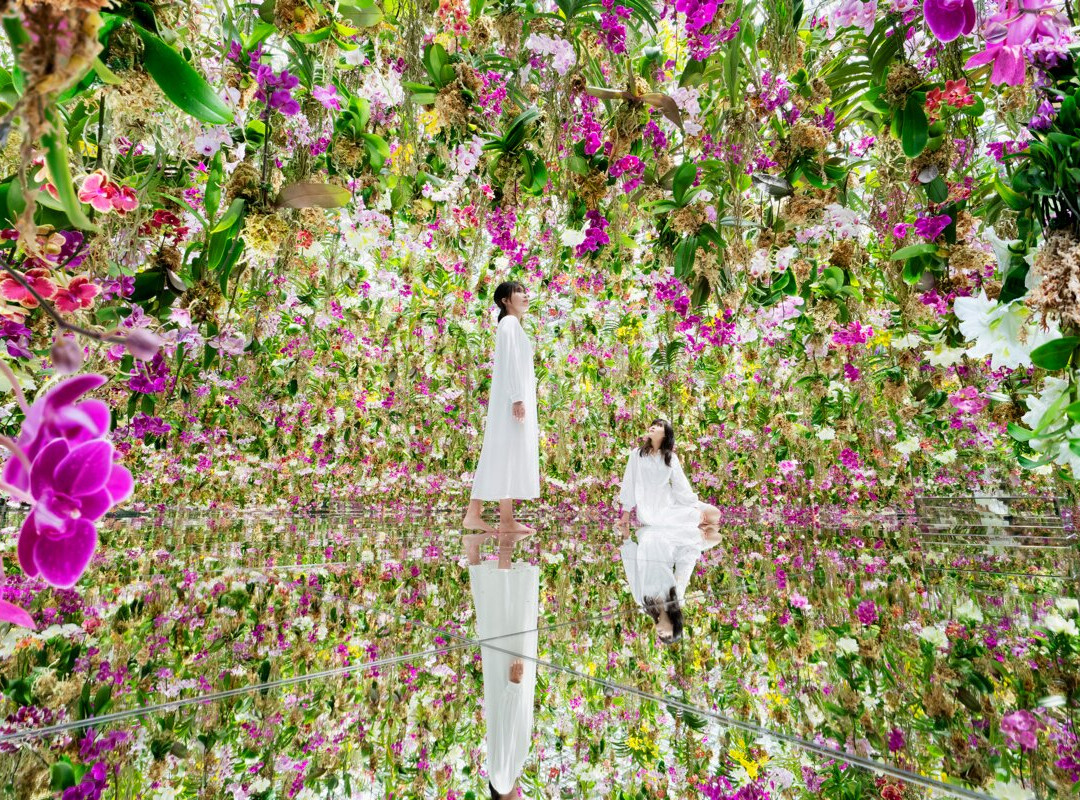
[953,290,1060,371]
[524,33,577,75]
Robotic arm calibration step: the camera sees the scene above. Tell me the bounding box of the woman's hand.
[512,401,525,422]
[618,512,631,539]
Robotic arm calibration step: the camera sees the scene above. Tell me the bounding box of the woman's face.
[655,608,674,642]
[646,422,665,443]
[505,288,529,316]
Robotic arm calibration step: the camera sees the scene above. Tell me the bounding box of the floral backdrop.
[0,0,1076,513]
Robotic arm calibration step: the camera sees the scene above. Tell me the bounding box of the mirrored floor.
[0,510,1077,798]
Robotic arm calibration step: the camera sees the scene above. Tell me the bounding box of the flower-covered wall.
[0,0,1078,512]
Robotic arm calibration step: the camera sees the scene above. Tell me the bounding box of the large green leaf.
[1030,337,1080,371]
[672,162,698,206]
[901,93,927,157]
[133,24,234,124]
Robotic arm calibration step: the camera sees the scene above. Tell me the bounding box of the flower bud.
[123,329,164,361]
[50,335,83,375]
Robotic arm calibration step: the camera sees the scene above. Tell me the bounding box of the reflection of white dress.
[618,449,709,527]
[469,562,539,794]
[620,526,709,604]
[471,316,540,501]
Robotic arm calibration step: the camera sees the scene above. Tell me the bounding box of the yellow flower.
[868,330,891,348]
[419,110,440,137]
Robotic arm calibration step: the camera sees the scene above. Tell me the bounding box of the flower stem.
[0,361,29,415]
[0,435,30,474]
[0,478,33,505]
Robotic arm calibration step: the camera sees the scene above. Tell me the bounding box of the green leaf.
[275,182,352,209]
[674,235,697,280]
[1065,400,1080,422]
[672,162,698,206]
[40,110,98,232]
[925,175,948,203]
[520,151,548,196]
[1030,337,1080,371]
[133,24,234,124]
[361,133,390,169]
[210,198,245,234]
[901,257,926,285]
[1007,422,1036,442]
[996,175,1031,210]
[204,150,223,217]
[91,57,123,86]
[51,761,76,792]
[901,93,928,157]
[890,243,938,260]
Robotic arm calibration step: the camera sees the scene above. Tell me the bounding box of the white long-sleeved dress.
[469,562,539,794]
[471,315,540,501]
[618,449,710,527]
[620,525,716,605]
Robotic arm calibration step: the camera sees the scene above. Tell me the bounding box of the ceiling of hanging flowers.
[0,0,1077,511]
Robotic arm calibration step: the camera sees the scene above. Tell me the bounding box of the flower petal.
[0,598,35,630]
[924,0,967,41]
[29,438,70,499]
[17,514,40,578]
[33,518,97,589]
[105,464,134,506]
[54,440,114,497]
[77,488,112,522]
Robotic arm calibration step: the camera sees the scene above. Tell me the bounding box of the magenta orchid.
[923,0,976,42]
[0,370,133,627]
[965,0,1073,85]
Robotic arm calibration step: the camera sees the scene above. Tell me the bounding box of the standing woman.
[463,281,540,534]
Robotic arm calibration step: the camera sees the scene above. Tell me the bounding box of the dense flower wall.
[0,0,1077,513]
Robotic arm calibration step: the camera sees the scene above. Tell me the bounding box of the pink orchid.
[53,275,100,313]
[0,268,58,308]
[78,170,115,213]
[965,0,1074,85]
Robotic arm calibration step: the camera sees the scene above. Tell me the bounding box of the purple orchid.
[0,370,133,626]
[923,0,976,42]
[18,437,133,588]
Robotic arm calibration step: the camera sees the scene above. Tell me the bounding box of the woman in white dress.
[467,533,540,799]
[463,281,540,535]
[617,419,720,532]
[620,524,722,644]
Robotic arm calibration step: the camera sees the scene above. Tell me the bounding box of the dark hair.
[489,781,502,800]
[494,281,527,321]
[639,418,675,467]
[643,587,684,644]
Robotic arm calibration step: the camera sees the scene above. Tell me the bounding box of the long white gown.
[469,561,539,794]
[618,448,710,527]
[471,315,540,501]
[620,525,715,605]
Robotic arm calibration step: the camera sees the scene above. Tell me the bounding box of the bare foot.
[462,514,496,533]
[495,521,535,535]
[463,533,493,564]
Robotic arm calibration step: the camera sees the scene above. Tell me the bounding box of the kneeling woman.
[617,419,719,531]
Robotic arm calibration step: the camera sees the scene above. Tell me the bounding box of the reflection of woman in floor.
[467,532,539,799]
[617,419,720,533]
[463,281,540,535]
[620,524,722,644]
